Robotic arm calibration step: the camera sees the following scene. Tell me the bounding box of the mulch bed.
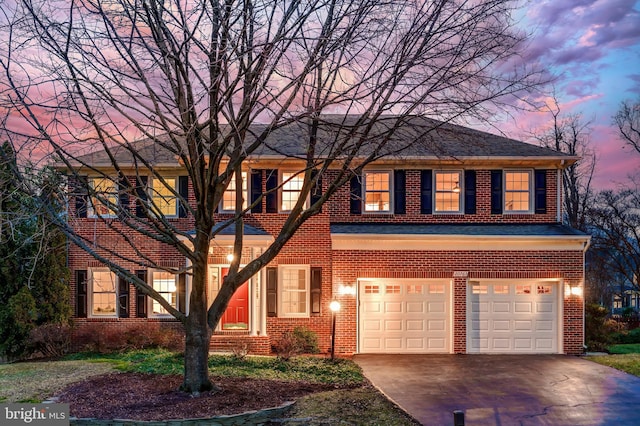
[56,372,341,421]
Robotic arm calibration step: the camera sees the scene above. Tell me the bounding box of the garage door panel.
[468,281,558,354]
[359,280,450,353]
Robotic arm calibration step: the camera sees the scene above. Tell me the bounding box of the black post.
[453,410,465,426]
[331,310,336,360]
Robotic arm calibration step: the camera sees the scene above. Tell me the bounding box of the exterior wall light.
[570,285,583,297]
[338,284,356,296]
[330,300,341,360]
[226,253,235,262]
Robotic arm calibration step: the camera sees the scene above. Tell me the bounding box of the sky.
[506,0,640,189]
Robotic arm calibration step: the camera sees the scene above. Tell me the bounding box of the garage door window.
[364,284,380,294]
[537,285,552,294]
[429,283,445,294]
[407,284,423,294]
[386,285,401,294]
[493,284,509,294]
[516,284,532,294]
[472,284,488,294]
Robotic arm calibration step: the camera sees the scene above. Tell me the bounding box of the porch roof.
[330,222,588,237]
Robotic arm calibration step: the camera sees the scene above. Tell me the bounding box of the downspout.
[557,161,564,223]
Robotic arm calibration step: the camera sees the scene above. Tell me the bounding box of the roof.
[209,222,270,236]
[330,222,589,237]
[68,115,576,167]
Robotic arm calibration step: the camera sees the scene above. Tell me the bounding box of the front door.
[221,268,249,330]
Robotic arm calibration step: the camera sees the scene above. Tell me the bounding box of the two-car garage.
[358,279,561,354]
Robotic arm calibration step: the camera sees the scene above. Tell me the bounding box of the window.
[434,171,462,212]
[429,283,445,294]
[281,171,304,212]
[221,172,248,212]
[364,171,391,212]
[537,285,552,295]
[151,177,178,217]
[493,284,510,294]
[90,269,117,316]
[504,171,531,212]
[279,266,309,317]
[364,284,380,294]
[516,284,532,295]
[471,284,488,294]
[407,285,423,294]
[89,177,117,218]
[386,285,401,294]
[150,271,178,316]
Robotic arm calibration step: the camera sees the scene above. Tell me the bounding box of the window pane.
[90,178,117,217]
[152,178,177,216]
[281,267,307,315]
[281,172,303,211]
[504,172,530,211]
[364,172,391,212]
[493,285,509,294]
[222,172,248,211]
[152,271,177,315]
[434,171,461,212]
[472,284,488,294]
[92,270,116,315]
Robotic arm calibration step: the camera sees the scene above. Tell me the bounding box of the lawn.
[586,344,640,378]
[1,350,418,425]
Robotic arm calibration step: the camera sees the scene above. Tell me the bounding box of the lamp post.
[329,300,341,360]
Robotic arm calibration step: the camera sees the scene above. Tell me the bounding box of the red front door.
[221,268,249,330]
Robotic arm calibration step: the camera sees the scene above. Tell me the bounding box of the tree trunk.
[181,247,215,393]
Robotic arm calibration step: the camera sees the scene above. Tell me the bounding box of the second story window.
[151,177,178,217]
[281,171,304,212]
[364,171,391,212]
[221,172,248,212]
[504,171,531,212]
[434,171,462,213]
[89,177,117,218]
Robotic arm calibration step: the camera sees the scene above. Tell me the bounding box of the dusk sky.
[507,0,640,189]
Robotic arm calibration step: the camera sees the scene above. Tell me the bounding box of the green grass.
[607,344,640,354]
[587,353,640,377]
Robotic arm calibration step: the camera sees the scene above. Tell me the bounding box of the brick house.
[66,117,590,355]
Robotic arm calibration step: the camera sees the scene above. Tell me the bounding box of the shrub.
[612,327,640,345]
[585,303,617,351]
[292,326,320,354]
[29,323,72,358]
[73,323,184,353]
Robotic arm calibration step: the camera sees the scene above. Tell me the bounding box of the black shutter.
[118,176,130,218]
[534,170,547,214]
[394,170,406,214]
[420,170,432,214]
[266,267,277,317]
[76,270,88,318]
[464,170,477,215]
[250,170,263,213]
[350,175,362,214]
[491,170,503,215]
[310,169,323,207]
[178,176,189,218]
[75,176,88,218]
[135,176,148,218]
[118,277,129,318]
[178,273,186,313]
[310,267,322,314]
[135,270,148,318]
[265,169,278,213]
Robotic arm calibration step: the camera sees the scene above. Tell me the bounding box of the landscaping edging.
[69,401,295,425]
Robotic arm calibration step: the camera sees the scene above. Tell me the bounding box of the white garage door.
[359,279,450,353]
[467,281,559,353]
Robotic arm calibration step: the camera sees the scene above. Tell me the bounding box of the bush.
[74,323,184,353]
[273,327,320,360]
[0,287,38,360]
[292,326,320,354]
[585,303,617,351]
[29,323,72,358]
[612,327,640,345]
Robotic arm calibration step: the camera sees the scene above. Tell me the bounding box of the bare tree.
[589,184,640,303]
[614,98,640,155]
[532,96,596,231]
[1,0,542,392]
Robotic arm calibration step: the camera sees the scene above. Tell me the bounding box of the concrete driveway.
[354,354,640,426]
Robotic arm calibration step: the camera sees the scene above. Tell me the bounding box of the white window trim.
[433,170,463,214]
[148,269,179,317]
[88,268,118,318]
[363,170,393,214]
[88,177,118,219]
[278,265,310,318]
[279,170,308,213]
[219,171,249,213]
[503,170,533,214]
[149,177,179,218]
